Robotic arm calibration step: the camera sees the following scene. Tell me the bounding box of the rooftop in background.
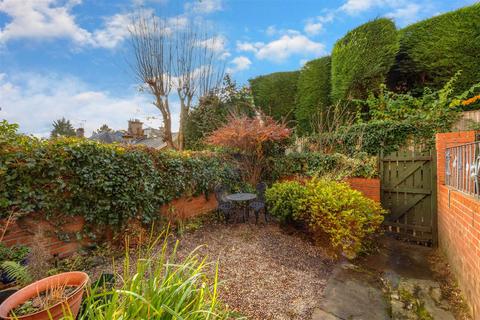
[88,120,178,150]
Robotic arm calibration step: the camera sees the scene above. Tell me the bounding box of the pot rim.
[0,271,89,319]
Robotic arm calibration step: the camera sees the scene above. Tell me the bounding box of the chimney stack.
[76,128,85,138]
[128,119,144,139]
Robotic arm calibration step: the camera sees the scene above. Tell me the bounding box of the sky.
[0,0,477,137]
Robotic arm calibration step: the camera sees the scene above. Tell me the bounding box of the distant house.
[88,119,178,150]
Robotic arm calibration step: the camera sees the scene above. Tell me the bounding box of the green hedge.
[0,123,239,228]
[392,3,480,94]
[295,56,332,134]
[249,71,300,122]
[311,120,438,156]
[267,152,377,181]
[331,18,399,102]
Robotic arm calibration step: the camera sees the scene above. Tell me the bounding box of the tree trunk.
[177,94,186,150]
[156,96,175,149]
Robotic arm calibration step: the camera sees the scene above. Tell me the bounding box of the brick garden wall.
[345,177,381,202]
[1,176,380,259]
[1,195,217,258]
[436,131,480,318]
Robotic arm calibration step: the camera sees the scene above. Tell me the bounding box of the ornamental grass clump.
[266,179,386,258]
[76,230,234,320]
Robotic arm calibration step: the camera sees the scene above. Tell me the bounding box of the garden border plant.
[266,178,386,258]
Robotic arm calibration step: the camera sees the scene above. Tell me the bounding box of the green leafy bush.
[301,179,385,257]
[331,18,398,102]
[249,71,300,122]
[268,152,378,181]
[392,3,480,95]
[266,179,385,257]
[295,56,331,134]
[0,124,239,229]
[265,181,306,223]
[0,243,30,262]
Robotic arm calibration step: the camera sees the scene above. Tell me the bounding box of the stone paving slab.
[313,237,457,320]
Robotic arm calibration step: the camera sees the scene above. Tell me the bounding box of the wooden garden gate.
[380,145,437,245]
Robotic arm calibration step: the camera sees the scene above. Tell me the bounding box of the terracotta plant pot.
[0,272,89,320]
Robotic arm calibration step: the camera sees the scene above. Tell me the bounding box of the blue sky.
[0,0,477,136]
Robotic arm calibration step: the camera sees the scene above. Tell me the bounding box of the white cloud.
[0,0,92,45]
[92,13,133,49]
[304,12,335,36]
[0,72,180,137]
[184,0,222,14]
[226,56,251,74]
[236,41,264,53]
[340,0,385,15]
[0,0,132,48]
[386,3,421,25]
[238,34,326,63]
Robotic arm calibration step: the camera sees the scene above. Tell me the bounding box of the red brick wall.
[1,195,217,258]
[436,131,480,318]
[160,195,218,220]
[345,177,381,202]
[1,215,85,258]
[282,176,381,202]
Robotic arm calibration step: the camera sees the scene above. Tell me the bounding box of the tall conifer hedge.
[249,71,299,122]
[295,56,331,134]
[331,18,399,102]
[390,3,480,94]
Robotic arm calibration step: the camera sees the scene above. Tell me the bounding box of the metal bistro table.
[225,193,257,223]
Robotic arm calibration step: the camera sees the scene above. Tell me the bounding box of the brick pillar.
[436,131,476,186]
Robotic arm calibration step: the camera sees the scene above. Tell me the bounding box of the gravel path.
[176,221,334,320]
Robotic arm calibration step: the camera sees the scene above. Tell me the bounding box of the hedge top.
[331,18,399,102]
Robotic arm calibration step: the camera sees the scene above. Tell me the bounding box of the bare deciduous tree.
[129,12,175,148]
[129,12,224,150]
[173,28,225,150]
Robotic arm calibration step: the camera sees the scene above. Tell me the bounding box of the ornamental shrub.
[391,3,480,95]
[300,179,385,258]
[249,71,300,122]
[265,181,306,223]
[0,124,239,229]
[331,18,399,102]
[266,179,385,257]
[295,56,331,134]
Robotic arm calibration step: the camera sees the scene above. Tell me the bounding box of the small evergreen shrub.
[266,179,385,257]
[265,181,306,223]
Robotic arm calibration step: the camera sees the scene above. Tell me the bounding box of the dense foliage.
[307,75,476,155]
[331,18,398,102]
[249,71,299,122]
[295,56,332,134]
[266,179,385,257]
[206,115,290,184]
[267,152,377,181]
[185,76,255,150]
[391,3,480,95]
[0,122,239,229]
